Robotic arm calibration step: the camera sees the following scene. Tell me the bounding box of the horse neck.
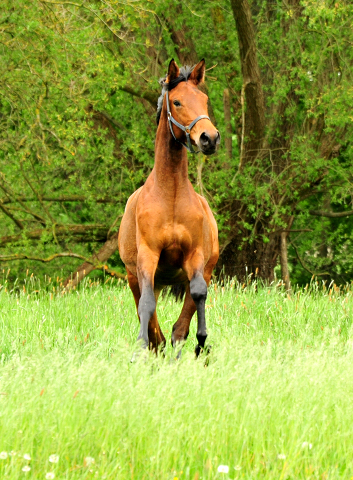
[153,106,189,193]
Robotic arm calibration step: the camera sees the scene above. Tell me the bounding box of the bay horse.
[118,59,220,357]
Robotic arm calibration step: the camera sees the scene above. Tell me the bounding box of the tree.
[1,0,353,286]
[0,0,157,281]
[218,0,353,283]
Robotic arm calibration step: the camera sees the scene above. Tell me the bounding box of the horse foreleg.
[183,252,214,357]
[172,273,208,358]
[190,272,208,356]
[135,247,160,349]
[127,269,165,352]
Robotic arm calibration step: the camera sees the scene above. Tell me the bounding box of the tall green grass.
[0,275,353,479]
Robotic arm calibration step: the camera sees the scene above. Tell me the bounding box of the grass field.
[0,274,353,479]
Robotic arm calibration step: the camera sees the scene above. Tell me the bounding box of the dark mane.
[156,65,194,125]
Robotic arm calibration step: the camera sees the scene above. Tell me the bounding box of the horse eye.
[173,100,181,107]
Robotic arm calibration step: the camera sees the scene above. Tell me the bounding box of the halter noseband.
[165,89,210,154]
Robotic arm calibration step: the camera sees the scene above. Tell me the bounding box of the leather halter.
[165,89,210,154]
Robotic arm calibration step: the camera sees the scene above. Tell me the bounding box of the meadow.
[0,274,353,479]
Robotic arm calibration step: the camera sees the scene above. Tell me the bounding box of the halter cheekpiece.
[165,88,210,154]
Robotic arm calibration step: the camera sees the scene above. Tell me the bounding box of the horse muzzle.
[198,130,221,155]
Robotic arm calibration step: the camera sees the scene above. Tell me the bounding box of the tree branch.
[117,86,158,107]
[291,242,330,277]
[0,252,126,280]
[0,225,108,247]
[64,230,121,288]
[0,181,46,225]
[309,209,353,218]
[0,195,116,205]
[97,111,128,132]
[19,161,56,224]
[0,201,24,230]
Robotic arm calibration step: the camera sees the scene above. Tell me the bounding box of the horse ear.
[167,59,180,83]
[189,59,206,85]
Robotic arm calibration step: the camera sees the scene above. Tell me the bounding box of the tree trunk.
[280,231,291,291]
[64,230,121,288]
[223,88,232,163]
[218,0,273,281]
[219,226,280,282]
[230,0,265,165]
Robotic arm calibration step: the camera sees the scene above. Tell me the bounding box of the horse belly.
[154,246,187,286]
[159,245,184,269]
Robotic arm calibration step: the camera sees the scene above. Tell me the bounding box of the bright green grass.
[0,276,353,479]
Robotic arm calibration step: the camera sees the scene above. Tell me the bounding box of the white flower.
[234,465,242,470]
[84,456,95,466]
[22,466,31,472]
[302,442,313,449]
[0,452,8,459]
[23,453,31,461]
[217,465,229,473]
[45,473,55,479]
[277,453,286,460]
[49,454,59,463]
[9,451,16,456]
[306,70,314,82]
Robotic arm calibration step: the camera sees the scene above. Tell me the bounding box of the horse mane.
[156,65,194,125]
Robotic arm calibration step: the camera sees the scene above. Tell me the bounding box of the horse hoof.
[204,344,212,355]
[130,344,148,363]
[130,352,138,363]
[195,344,212,357]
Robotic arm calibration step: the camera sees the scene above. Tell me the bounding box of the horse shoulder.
[125,186,143,212]
[196,194,218,232]
[118,186,143,270]
[196,193,219,258]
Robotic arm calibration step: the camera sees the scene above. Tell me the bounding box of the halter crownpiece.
[165,89,210,154]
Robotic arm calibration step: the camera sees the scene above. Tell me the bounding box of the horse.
[118,59,220,357]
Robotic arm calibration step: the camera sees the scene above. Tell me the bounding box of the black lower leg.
[190,275,208,356]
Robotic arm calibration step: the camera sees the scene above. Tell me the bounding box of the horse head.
[159,59,220,155]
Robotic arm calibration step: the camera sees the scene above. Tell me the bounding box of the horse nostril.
[200,132,211,147]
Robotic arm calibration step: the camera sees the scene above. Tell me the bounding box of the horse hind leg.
[148,292,166,353]
[171,285,196,358]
